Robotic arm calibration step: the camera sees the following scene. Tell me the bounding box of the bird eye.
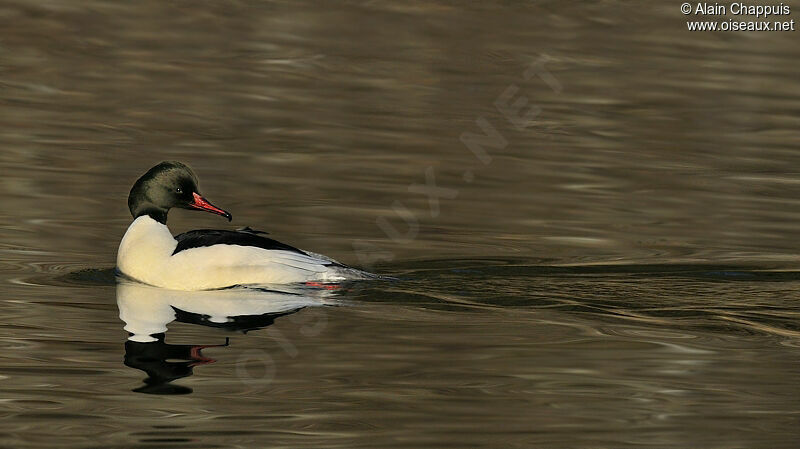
[176,188,183,194]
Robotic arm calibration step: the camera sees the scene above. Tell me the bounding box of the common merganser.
[117,161,376,290]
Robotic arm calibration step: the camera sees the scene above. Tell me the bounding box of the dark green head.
[128,161,232,224]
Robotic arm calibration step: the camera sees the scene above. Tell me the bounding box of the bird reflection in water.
[116,279,335,395]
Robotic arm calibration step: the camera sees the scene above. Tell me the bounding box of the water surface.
[1,1,800,448]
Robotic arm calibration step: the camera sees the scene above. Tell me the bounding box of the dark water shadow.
[386,257,800,281]
[40,258,800,289]
[349,259,800,338]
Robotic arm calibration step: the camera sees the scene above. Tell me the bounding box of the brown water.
[2,1,800,448]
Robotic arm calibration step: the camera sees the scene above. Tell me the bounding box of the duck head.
[128,161,232,224]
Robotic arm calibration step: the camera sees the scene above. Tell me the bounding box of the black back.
[172,228,308,256]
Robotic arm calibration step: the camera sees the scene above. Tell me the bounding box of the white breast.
[117,216,342,290]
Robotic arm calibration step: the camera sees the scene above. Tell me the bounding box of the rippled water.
[2,1,800,448]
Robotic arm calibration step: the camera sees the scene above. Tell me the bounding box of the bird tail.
[302,250,393,281]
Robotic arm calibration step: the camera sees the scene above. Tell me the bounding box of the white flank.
[117,216,347,290]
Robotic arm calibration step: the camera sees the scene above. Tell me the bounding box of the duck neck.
[134,207,168,225]
[128,182,169,225]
